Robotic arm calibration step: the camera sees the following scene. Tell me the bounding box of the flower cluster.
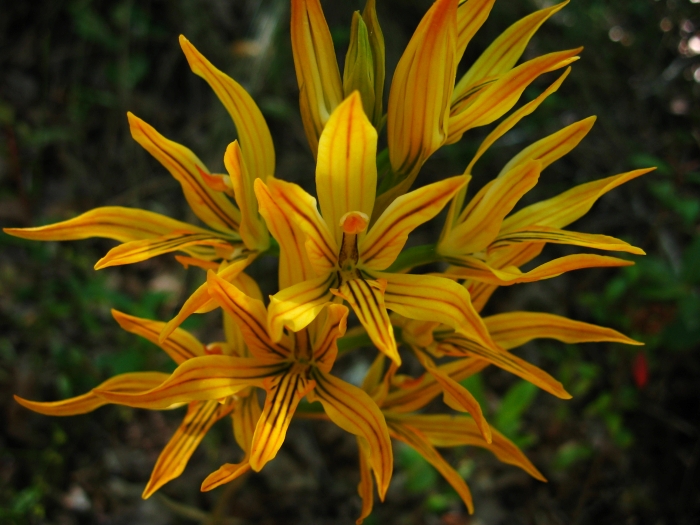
[7,0,652,520]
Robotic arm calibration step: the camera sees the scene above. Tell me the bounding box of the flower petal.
[356,438,374,524]
[490,226,645,255]
[456,0,496,60]
[128,113,240,233]
[361,0,385,127]
[201,461,251,492]
[485,311,642,350]
[360,176,466,271]
[308,369,393,500]
[143,399,235,498]
[180,36,275,185]
[233,390,262,454]
[14,372,170,416]
[316,92,378,247]
[311,304,349,373]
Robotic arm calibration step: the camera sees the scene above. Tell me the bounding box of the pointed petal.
[334,278,400,366]
[387,0,458,181]
[380,272,496,352]
[267,273,337,342]
[13,372,169,416]
[316,92,378,247]
[356,438,374,524]
[94,355,284,409]
[207,270,292,359]
[201,461,251,492]
[3,206,209,243]
[143,399,234,498]
[491,226,645,255]
[388,420,474,513]
[390,413,546,481]
[360,176,466,270]
[456,0,496,60]
[309,369,393,500]
[448,48,581,140]
[265,178,338,274]
[224,141,269,251]
[343,13,376,121]
[362,0,385,127]
[128,112,240,233]
[434,333,570,398]
[180,36,275,184]
[249,370,315,471]
[112,310,204,365]
[485,311,642,350]
[500,168,655,233]
[291,0,343,155]
[311,304,349,373]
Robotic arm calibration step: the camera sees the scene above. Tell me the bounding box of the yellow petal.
[389,413,546,481]
[434,333,570,398]
[485,311,642,350]
[249,371,315,471]
[13,372,169,416]
[94,355,284,409]
[174,256,220,270]
[448,48,581,141]
[362,0,386,127]
[180,36,275,185]
[201,461,251,492]
[360,176,466,271]
[254,178,317,289]
[291,0,343,155]
[343,13,376,122]
[267,273,337,342]
[128,112,241,233]
[356,438,374,524]
[334,278,400,366]
[387,0,458,180]
[233,390,262,454]
[456,0,496,60]
[265,178,338,274]
[224,141,269,251]
[491,226,645,255]
[308,369,393,500]
[3,206,208,243]
[142,399,234,498]
[112,310,204,365]
[207,269,293,360]
[388,420,474,513]
[311,304,349,373]
[316,92,378,247]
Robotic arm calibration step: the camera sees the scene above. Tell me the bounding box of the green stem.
[386,244,441,273]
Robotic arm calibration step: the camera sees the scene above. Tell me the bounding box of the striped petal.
[267,273,337,342]
[3,206,208,243]
[180,36,275,184]
[201,461,250,492]
[94,355,284,409]
[207,270,292,360]
[308,368,393,500]
[143,399,235,498]
[14,372,170,416]
[316,92,378,247]
[128,113,240,233]
[311,304,349,373]
[456,0,496,60]
[389,413,545,481]
[361,0,385,127]
[112,310,204,365]
[249,370,315,471]
[490,226,645,255]
[356,438,374,524]
[388,420,474,513]
[485,311,642,350]
[291,0,343,155]
[360,176,466,271]
[333,278,399,366]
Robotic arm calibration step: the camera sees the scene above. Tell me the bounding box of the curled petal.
[490,226,645,255]
[311,304,349,372]
[201,461,251,492]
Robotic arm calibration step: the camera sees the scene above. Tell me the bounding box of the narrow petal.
[500,168,655,234]
[201,462,251,492]
[388,420,474,513]
[112,310,204,365]
[456,0,496,60]
[249,370,315,471]
[291,0,344,155]
[334,278,399,366]
[491,226,645,255]
[308,369,393,500]
[379,272,497,352]
[207,270,292,359]
[311,304,349,373]
[389,413,546,481]
[180,36,275,184]
[343,13,376,121]
[316,92,378,247]
[233,391,262,454]
[356,438,374,524]
[143,399,234,498]
[267,273,337,342]
[94,355,284,409]
[3,206,209,243]
[128,113,241,233]
[14,372,169,416]
[485,311,642,350]
[360,176,466,271]
[362,0,385,127]
[265,178,338,274]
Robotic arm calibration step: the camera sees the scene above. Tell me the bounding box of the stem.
[386,244,441,273]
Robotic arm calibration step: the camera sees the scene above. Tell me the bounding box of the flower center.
[337,211,368,277]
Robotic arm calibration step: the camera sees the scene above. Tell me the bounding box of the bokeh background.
[1,0,699,523]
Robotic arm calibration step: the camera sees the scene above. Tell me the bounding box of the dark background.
[1,0,699,524]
